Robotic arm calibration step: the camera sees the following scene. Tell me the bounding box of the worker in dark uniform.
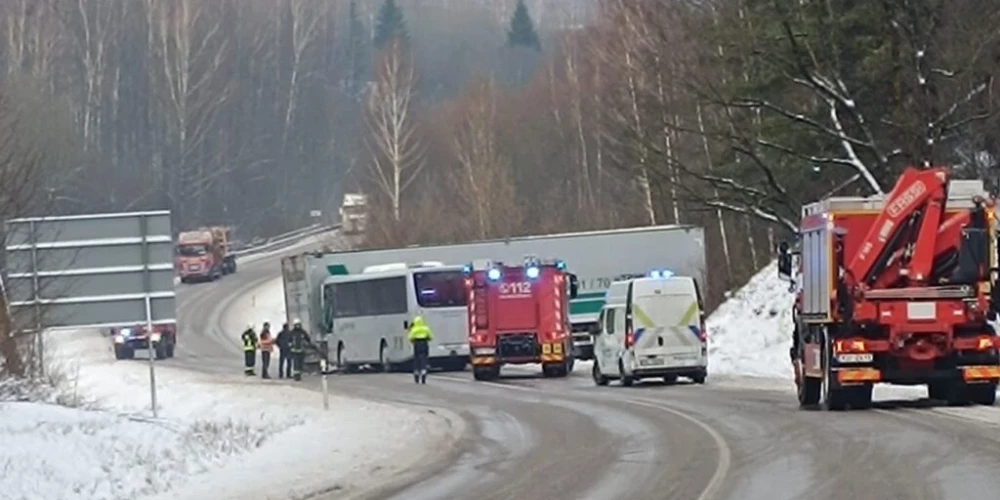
[408,316,433,385]
[289,319,313,381]
[259,322,274,379]
[241,322,259,376]
[276,322,292,378]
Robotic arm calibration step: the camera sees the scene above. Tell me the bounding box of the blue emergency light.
[525,265,540,279]
[648,269,674,279]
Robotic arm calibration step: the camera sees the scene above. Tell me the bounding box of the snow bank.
[707,260,796,379]
[0,328,456,500]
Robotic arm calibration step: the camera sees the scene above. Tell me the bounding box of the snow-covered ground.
[1,263,461,500]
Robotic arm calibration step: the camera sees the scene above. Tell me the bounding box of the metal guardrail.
[230,223,340,258]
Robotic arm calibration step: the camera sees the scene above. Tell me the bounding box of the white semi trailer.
[282,224,706,365]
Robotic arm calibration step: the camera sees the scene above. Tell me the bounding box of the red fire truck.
[780,167,1000,410]
[464,257,579,381]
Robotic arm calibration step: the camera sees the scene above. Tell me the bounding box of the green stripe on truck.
[571,299,605,315]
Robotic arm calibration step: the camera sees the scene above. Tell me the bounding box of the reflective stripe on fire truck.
[961,365,1000,381]
[632,301,700,347]
[836,368,881,383]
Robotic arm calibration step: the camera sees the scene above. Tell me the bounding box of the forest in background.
[0,0,998,309]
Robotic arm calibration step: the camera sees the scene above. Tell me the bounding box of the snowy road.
[172,234,1000,500]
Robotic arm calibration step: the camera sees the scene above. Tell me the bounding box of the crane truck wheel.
[970,383,997,406]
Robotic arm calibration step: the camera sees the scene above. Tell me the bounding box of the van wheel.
[592,362,609,386]
[690,369,706,385]
[619,360,634,387]
[663,374,678,385]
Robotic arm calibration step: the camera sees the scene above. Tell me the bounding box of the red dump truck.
[176,226,237,283]
[781,167,1000,410]
[464,257,579,380]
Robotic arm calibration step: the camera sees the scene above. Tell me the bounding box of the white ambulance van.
[591,271,708,386]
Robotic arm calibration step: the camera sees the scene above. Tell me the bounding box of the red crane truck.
[779,167,1000,410]
[464,257,579,381]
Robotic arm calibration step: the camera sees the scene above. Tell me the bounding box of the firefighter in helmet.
[289,318,313,381]
[241,322,259,376]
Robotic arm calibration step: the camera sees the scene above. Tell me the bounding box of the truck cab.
[465,257,579,380]
[592,271,708,386]
[176,226,236,283]
[340,193,368,235]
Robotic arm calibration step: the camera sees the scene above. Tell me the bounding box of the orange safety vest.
[259,333,275,352]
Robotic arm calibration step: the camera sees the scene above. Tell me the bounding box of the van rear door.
[630,284,703,368]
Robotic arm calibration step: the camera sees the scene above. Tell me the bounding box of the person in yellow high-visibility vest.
[408,316,433,385]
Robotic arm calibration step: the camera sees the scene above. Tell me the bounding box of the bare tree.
[364,37,425,222]
[448,77,520,239]
[149,0,232,225]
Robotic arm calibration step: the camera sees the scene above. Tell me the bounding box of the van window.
[605,308,616,334]
[614,306,626,334]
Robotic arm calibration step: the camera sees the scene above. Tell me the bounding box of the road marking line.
[624,397,731,500]
[434,373,731,500]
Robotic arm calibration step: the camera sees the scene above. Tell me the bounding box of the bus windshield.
[413,270,467,308]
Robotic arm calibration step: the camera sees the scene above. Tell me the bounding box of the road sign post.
[4,211,176,418]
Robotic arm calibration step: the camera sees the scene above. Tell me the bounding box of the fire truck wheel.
[592,362,610,386]
[114,346,134,360]
[473,367,498,381]
[155,343,168,360]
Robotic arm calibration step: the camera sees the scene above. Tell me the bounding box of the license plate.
[639,357,662,366]
[836,353,873,363]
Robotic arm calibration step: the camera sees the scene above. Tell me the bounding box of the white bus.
[321,262,470,373]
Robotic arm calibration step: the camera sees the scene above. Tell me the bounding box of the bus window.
[330,276,408,318]
[370,276,408,315]
[413,270,467,308]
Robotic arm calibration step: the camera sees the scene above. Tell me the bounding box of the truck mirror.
[403,320,410,330]
[777,241,793,280]
[569,274,579,299]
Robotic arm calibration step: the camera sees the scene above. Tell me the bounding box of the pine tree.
[507,0,540,51]
[373,0,408,50]
[346,0,369,92]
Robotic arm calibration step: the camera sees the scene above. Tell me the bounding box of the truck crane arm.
[846,167,949,288]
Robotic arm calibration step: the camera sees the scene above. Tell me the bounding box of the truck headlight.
[114,335,124,344]
[474,347,496,355]
[150,333,162,343]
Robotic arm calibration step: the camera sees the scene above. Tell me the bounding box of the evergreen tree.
[373,0,408,50]
[346,0,369,92]
[507,0,541,51]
